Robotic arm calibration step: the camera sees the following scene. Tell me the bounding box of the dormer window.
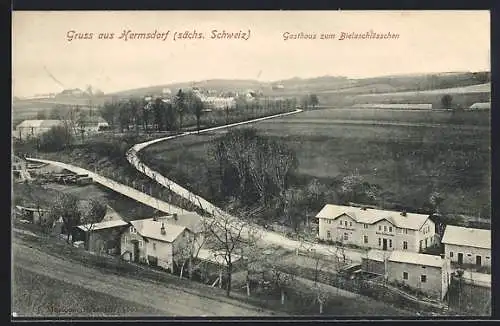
[130,226,136,234]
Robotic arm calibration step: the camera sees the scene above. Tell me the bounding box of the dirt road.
[13,241,275,317]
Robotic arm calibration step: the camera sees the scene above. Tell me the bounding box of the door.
[382,238,388,251]
[457,253,463,265]
[476,255,482,266]
[133,241,140,263]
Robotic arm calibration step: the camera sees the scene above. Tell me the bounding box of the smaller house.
[120,218,194,271]
[387,251,451,301]
[441,225,491,267]
[361,249,390,276]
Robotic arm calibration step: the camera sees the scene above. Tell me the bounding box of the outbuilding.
[441,225,491,268]
[387,250,451,301]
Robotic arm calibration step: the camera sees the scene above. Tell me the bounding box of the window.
[384,226,387,232]
[404,229,408,234]
[421,275,427,283]
[467,254,472,257]
[364,235,368,244]
[327,231,331,239]
[425,239,428,247]
[389,227,393,232]
[364,224,368,229]
[486,257,490,260]
[403,241,408,250]
[343,233,348,241]
[130,226,136,234]
[450,252,454,258]
[379,226,382,231]
[349,222,352,227]
[345,221,348,227]
[153,243,156,250]
[378,238,381,246]
[389,239,392,248]
[339,220,342,226]
[138,240,143,248]
[403,272,408,280]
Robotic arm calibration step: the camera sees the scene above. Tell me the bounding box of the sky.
[12,11,490,97]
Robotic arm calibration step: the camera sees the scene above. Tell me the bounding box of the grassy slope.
[141,109,490,218]
[12,266,163,317]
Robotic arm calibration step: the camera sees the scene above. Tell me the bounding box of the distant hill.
[12,71,490,123]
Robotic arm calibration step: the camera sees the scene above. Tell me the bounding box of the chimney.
[361,206,367,211]
[173,213,178,221]
[400,211,407,217]
[160,222,166,235]
[153,216,158,221]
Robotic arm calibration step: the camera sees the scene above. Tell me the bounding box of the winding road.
[27,109,364,262]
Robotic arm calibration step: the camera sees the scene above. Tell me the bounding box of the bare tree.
[80,199,107,250]
[174,230,207,280]
[314,283,329,314]
[269,264,295,305]
[204,207,260,297]
[47,193,81,243]
[239,238,269,297]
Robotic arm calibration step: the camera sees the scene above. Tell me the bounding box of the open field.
[13,266,164,317]
[13,237,274,317]
[141,108,490,219]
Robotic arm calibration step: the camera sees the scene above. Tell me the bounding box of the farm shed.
[351,103,433,110]
[75,219,129,254]
[15,205,50,224]
[387,250,451,301]
[361,249,389,276]
[15,120,64,140]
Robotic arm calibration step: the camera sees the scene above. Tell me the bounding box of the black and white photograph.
[11,10,491,318]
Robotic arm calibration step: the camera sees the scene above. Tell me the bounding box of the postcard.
[12,10,491,318]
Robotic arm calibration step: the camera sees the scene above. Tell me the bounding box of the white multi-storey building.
[316,204,436,253]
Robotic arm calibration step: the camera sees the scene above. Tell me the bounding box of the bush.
[39,125,73,152]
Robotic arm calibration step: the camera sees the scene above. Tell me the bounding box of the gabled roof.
[16,120,64,129]
[77,219,129,231]
[130,218,186,243]
[157,212,204,234]
[388,250,445,268]
[441,225,490,249]
[101,205,124,222]
[316,204,429,230]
